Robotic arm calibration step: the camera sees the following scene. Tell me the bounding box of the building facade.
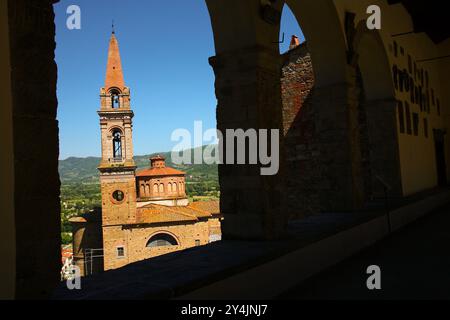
[70,32,222,275]
[281,31,449,219]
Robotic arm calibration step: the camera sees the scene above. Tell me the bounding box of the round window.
[112,190,125,202]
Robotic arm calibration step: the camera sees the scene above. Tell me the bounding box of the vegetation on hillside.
[59,147,219,245]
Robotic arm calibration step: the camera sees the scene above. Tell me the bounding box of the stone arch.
[146,231,179,248]
[352,23,395,100]
[206,0,356,239]
[108,86,122,94]
[282,0,349,86]
[108,87,122,109]
[108,126,124,135]
[206,0,348,86]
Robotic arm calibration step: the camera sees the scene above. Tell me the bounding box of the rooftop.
[135,200,220,225]
[136,155,185,178]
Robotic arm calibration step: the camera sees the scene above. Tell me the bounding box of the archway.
[206,0,364,237]
[146,233,179,247]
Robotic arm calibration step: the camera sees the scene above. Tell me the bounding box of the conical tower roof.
[104,32,125,91]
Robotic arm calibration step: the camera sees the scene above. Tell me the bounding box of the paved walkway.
[278,203,450,300]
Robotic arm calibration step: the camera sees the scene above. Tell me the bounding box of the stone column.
[364,98,403,198]
[209,45,287,240]
[124,118,133,161]
[312,79,365,212]
[7,0,61,298]
[0,0,15,299]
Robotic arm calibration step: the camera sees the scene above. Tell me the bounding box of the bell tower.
[98,31,136,226]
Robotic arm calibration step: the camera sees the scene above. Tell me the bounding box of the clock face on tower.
[112,190,125,203]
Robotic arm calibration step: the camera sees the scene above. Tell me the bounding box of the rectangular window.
[393,41,398,57]
[437,99,441,116]
[405,102,412,135]
[414,62,417,80]
[410,78,415,103]
[399,71,404,92]
[398,101,405,134]
[117,246,125,258]
[408,55,412,73]
[415,86,419,106]
[412,113,419,136]
[424,118,429,138]
[418,87,423,111]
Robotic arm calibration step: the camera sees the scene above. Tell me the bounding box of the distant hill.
[59,146,219,184]
[59,146,220,245]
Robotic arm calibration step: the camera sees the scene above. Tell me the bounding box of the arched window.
[145,184,150,196]
[146,233,178,248]
[112,130,122,160]
[111,89,120,109]
[153,183,159,194]
[168,182,172,193]
[140,184,145,197]
[159,183,164,193]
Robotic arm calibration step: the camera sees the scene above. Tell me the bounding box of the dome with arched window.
[135,155,188,206]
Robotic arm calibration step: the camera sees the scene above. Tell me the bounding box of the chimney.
[289,35,300,51]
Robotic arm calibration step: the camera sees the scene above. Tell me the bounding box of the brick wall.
[103,218,220,271]
[281,44,319,218]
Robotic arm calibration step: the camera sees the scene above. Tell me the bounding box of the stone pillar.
[0,0,15,300]
[209,46,287,240]
[312,79,365,212]
[70,222,87,276]
[124,118,133,160]
[365,98,403,198]
[7,0,61,298]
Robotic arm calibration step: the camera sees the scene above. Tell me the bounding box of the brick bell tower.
[98,30,137,226]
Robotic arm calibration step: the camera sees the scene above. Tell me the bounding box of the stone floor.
[278,202,450,300]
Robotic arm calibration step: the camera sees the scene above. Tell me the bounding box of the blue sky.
[54,0,303,160]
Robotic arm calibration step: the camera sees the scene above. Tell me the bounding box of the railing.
[84,248,104,277]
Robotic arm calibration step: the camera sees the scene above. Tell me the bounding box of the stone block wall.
[281,43,366,218]
[102,220,216,271]
[100,173,137,225]
[281,44,320,218]
[7,0,61,299]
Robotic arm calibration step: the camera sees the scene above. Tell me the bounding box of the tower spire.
[104,31,125,91]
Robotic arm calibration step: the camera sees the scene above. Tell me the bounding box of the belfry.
[70,31,222,275]
[98,31,137,226]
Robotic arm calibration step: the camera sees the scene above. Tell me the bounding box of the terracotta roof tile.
[136,204,197,224]
[189,201,220,215]
[135,200,220,225]
[136,166,185,177]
